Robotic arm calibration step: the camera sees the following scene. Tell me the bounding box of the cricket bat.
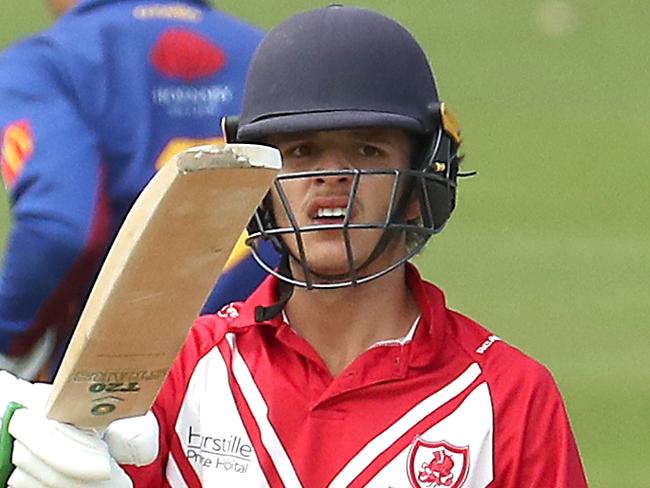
[45,143,281,429]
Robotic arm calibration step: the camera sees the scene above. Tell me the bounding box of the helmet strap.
[254,253,295,322]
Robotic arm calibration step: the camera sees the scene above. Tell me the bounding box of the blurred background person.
[0,0,277,380]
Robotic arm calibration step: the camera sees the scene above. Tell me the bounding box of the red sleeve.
[122,313,231,487]
[487,347,588,487]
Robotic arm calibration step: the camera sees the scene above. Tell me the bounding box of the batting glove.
[0,371,159,488]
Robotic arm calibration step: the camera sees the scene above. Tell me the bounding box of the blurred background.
[1,1,648,485]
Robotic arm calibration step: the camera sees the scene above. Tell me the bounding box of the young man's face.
[267,127,417,280]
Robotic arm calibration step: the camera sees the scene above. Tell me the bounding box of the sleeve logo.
[475,335,501,355]
[1,119,33,189]
[216,302,241,320]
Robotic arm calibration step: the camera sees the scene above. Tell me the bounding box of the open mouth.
[305,196,354,225]
[314,207,347,219]
[310,206,349,227]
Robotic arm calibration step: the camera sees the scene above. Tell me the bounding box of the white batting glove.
[0,371,159,488]
[103,411,159,467]
[9,409,129,488]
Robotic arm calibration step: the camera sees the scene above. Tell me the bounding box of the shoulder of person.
[445,308,559,395]
[186,299,261,352]
[0,31,61,71]
[190,300,245,338]
[200,6,265,54]
[159,302,248,388]
[204,7,263,33]
[0,34,72,116]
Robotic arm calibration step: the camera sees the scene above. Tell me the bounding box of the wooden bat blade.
[45,143,280,428]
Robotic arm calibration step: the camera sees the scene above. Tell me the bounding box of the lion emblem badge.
[407,437,469,488]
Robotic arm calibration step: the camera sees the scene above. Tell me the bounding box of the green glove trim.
[0,401,25,487]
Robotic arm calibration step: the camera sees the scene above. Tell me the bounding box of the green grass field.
[2,1,649,485]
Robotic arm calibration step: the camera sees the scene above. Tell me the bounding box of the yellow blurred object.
[440,103,462,145]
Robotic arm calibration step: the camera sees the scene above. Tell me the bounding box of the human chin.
[284,231,348,276]
[299,228,383,277]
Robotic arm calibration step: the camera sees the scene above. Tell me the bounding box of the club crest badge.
[407,437,469,488]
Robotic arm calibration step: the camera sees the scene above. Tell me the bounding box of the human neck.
[283,265,419,377]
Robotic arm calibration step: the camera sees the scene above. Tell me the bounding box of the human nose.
[314,152,353,185]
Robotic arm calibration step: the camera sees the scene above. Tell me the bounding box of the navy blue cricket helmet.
[223,5,465,290]
[236,5,439,139]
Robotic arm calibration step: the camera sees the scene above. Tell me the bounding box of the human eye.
[284,142,312,159]
[358,144,384,158]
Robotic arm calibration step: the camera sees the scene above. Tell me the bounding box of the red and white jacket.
[125,265,588,487]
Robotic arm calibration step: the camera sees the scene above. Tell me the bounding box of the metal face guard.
[247,168,451,289]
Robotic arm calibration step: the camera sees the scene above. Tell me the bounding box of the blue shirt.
[0,0,269,362]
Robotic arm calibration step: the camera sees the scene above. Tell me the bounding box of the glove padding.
[103,412,159,466]
[0,370,52,485]
[6,460,128,488]
[9,408,131,488]
[0,371,159,488]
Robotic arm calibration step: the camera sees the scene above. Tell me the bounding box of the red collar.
[229,263,450,370]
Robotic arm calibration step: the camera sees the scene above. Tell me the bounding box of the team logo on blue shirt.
[151,28,226,81]
[149,29,233,118]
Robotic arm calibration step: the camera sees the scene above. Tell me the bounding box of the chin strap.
[254,253,295,322]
